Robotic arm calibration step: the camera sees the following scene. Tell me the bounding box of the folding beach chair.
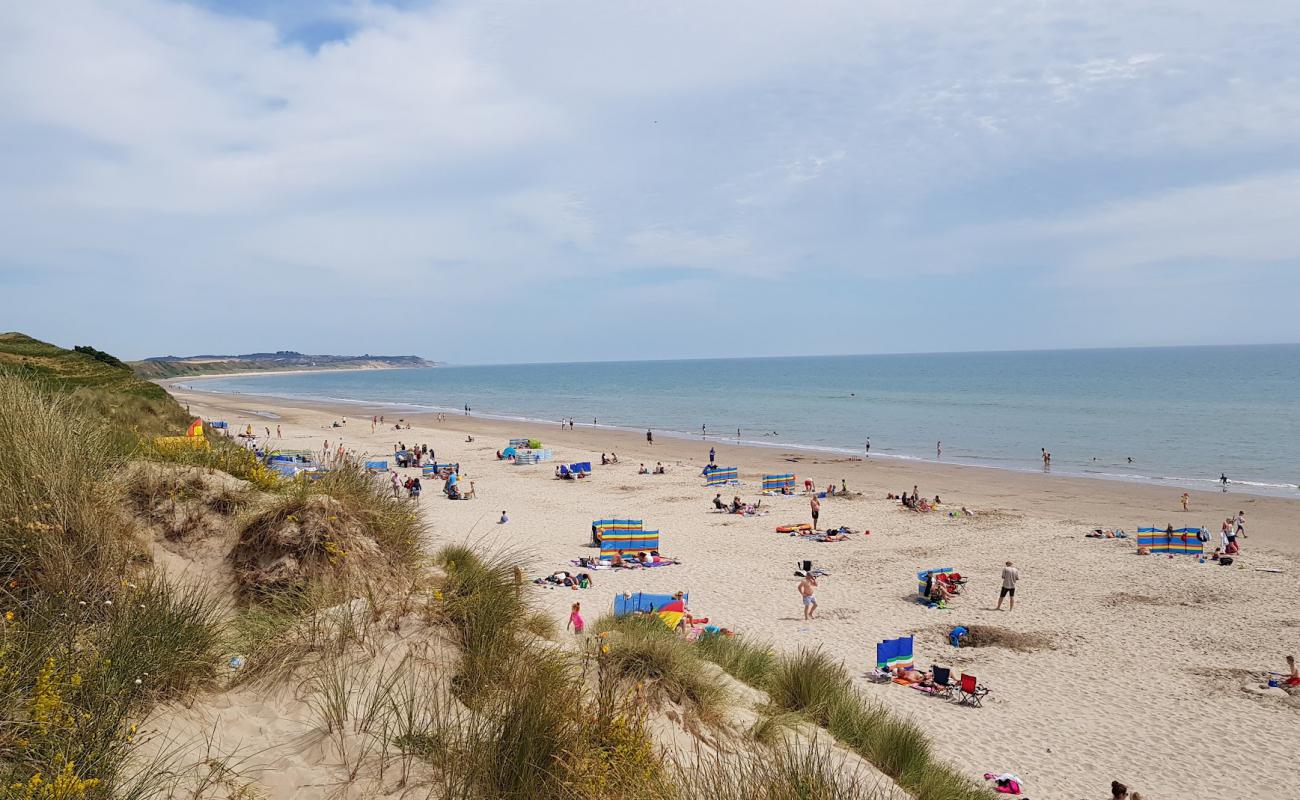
[931,666,955,700]
[956,673,989,707]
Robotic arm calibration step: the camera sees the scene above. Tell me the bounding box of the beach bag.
[1218,557,1234,566]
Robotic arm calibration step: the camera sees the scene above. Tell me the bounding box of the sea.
[187,345,1300,498]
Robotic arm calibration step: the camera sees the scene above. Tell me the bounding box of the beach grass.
[694,630,777,686]
[671,739,892,800]
[696,639,992,800]
[590,613,729,724]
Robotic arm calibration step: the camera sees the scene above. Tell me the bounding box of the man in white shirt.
[996,561,1020,611]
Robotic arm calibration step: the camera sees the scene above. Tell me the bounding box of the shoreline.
[169,383,1300,556]
[168,378,1300,501]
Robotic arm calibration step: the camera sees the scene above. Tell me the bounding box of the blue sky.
[2,0,1299,363]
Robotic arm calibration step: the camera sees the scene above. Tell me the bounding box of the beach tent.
[187,418,204,438]
[917,568,954,599]
[209,421,228,429]
[762,474,796,491]
[599,529,661,556]
[1136,527,1205,555]
[569,462,592,473]
[592,518,643,546]
[704,466,739,486]
[613,592,688,617]
[365,460,388,472]
[875,636,914,671]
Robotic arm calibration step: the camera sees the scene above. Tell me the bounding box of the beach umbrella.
[657,598,685,630]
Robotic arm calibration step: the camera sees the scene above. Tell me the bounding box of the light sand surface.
[170,386,1300,800]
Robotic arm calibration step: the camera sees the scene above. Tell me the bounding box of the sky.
[2,0,1299,363]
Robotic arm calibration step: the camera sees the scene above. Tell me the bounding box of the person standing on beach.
[996,561,1019,611]
[702,423,707,438]
[810,496,820,530]
[709,446,716,464]
[276,425,281,438]
[646,429,653,444]
[1235,511,1246,538]
[865,438,870,457]
[798,575,818,620]
[937,441,942,459]
[1180,492,1189,511]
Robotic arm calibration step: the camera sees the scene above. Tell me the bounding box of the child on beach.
[499,510,508,524]
[799,575,818,620]
[567,602,585,635]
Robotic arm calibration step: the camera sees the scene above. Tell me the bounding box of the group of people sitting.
[638,462,667,474]
[600,453,620,464]
[555,464,589,479]
[890,487,941,512]
[923,571,966,605]
[394,442,434,469]
[712,494,763,515]
[443,472,474,500]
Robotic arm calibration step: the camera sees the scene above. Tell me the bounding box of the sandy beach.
[169,383,1300,800]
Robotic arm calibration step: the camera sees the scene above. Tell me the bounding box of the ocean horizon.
[184,344,1300,498]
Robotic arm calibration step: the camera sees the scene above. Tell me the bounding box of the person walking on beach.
[996,561,1019,611]
[809,496,820,530]
[1235,510,1246,538]
[864,438,870,457]
[937,441,942,459]
[646,429,653,444]
[702,423,707,438]
[567,602,585,635]
[1180,492,1189,511]
[709,446,716,464]
[798,575,818,620]
[1220,473,1228,492]
[276,425,281,439]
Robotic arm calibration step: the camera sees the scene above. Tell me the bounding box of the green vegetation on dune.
[0,332,189,437]
[694,635,992,800]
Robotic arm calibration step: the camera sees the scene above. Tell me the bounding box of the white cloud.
[1,0,1299,359]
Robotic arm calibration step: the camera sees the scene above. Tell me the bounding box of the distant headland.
[129,351,438,379]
